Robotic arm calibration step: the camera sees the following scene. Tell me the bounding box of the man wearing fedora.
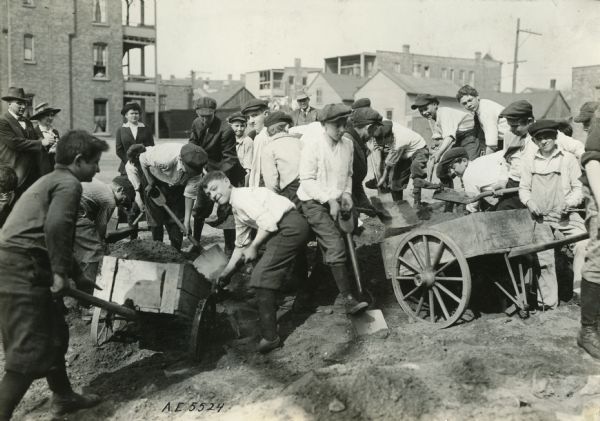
[291,91,318,127]
[0,87,43,198]
[31,102,61,174]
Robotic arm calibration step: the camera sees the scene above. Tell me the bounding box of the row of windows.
[259,71,309,91]
[23,35,108,79]
[397,62,477,85]
[22,0,107,22]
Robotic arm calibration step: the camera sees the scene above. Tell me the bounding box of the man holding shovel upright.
[125,143,207,251]
[202,171,310,354]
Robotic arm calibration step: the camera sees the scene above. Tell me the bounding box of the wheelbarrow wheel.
[90,308,126,347]
[392,229,471,328]
[189,296,217,361]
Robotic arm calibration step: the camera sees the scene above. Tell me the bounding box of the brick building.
[572,64,600,140]
[0,0,156,137]
[324,45,503,92]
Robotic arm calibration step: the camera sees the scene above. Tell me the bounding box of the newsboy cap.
[318,103,352,123]
[411,94,439,110]
[194,97,217,116]
[121,102,142,116]
[352,107,383,127]
[264,111,293,128]
[180,143,208,173]
[500,100,533,120]
[528,119,560,137]
[574,101,600,123]
[241,99,269,115]
[436,147,468,179]
[351,98,371,110]
[227,112,247,124]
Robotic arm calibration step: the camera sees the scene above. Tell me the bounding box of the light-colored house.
[305,73,367,107]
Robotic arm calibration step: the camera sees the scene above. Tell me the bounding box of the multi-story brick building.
[0,0,156,137]
[324,45,503,92]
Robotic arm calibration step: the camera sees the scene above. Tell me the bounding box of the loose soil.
[3,215,600,421]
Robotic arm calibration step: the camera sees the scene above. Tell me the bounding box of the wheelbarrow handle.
[65,288,138,320]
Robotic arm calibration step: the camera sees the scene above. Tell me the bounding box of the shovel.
[433,187,519,204]
[338,210,388,336]
[149,187,203,251]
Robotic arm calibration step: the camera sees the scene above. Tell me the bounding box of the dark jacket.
[291,107,318,126]
[0,112,42,196]
[343,129,370,209]
[189,116,244,181]
[115,124,155,175]
[34,125,59,175]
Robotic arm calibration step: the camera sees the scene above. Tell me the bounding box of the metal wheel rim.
[391,228,471,328]
[90,308,126,346]
[189,296,217,361]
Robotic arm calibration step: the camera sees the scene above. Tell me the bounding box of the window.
[394,62,402,73]
[272,72,283,89]
[449,68,455,80]
[424,66,430,78]
[25,93,35,116]
[412,64,421,76]
[459,70,465,83]
[93,0,106,23]
[23,34,34,61]
[93,43,107,78]
[441,68,447,79]
[159,96,166,111]
[288,76,294,86]
[259,71,270,90]
[302,77,307,86]
[386,109,393,120]
[316,88,323,105]
[469,71,476,85]
[93,99,108,133]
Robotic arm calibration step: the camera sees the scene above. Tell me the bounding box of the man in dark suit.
[189,97,244,252]
[0,87,43,198]
[290,91,318,127]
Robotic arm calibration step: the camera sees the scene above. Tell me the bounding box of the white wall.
[306,75,343,108]
[354,73,407,125]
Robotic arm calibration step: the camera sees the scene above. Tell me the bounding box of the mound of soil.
[108,239,188,263]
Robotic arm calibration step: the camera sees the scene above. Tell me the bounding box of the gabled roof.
[193,80,249,107]
[309,72,367,101]
[367,69,462,98]
[479,90,570,118]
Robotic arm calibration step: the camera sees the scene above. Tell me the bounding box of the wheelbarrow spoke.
[435,276,464,282]
[396,275,418,282]
[403,284,421,300]
[422,235,431,267]
[397,255,420,275]
[432,242,445,268]
[415,291,425,316]
[435,282,462,304]
[408,241,426,270]
[432,286,450,320]
[429,290,435,323]
[435,258,457,275]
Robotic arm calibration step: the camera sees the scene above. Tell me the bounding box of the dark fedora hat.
[1,87,30,102]
[30,102,61,120]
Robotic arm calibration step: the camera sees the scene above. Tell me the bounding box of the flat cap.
[296,90,309,101]
[194,97,217,116]
[574,101,600,123]
[352,107,383,126]
[318,103,352,123]
[500,100,533,120]
[264,111,293,128]
[528,119,560,137]
[411,94,439,110]
[121,102,142,116]
[351,98,371,110]
[227,112,247,124]
[241,99,269,115]
[180,143,208,173]
[436,147,468,179]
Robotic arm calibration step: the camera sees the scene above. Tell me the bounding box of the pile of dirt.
[108,239,188,263]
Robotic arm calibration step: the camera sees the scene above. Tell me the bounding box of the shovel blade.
[193,245,229,280]
[351,310,389,336]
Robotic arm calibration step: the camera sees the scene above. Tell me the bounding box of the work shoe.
[257,336,281,354]
[577,326,600,360]
[365,178,378,189]
[51,392,102,416]
[344,296,368,315]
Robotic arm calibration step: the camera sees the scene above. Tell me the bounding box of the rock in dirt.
[108,240,187,263]
[328,398,346,413]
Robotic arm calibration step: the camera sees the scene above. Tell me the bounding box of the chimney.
[475,51,482,61]
[402,44,410,53]
[294,57,301,68]
[550,79,556,90]
[240,74,246,83]
[170,74,175,80]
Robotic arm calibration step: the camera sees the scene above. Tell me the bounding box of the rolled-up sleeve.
[125,162,141,191]
[343,141,354,196]
[234,215,253,248]
[184,174,202,199]
[565,157,583,207]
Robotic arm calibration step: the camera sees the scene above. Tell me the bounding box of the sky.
[154,0,600,92]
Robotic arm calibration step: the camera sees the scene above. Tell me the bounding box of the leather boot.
[330,264,368,315]
[412,188,422,208]
[577,279,600,359]
[256,288,281,353]
[51,392,102,416]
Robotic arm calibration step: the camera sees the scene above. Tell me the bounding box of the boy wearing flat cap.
[376,119,429,206]
[228,112,254,185]
[291,91,318,127]
[203,171,310,353]
[578,112,600,358]
[242,99,271,188]
[297,103,368,315]
[125,143,207,250]
[519,120,588,310]
[499,100,583,211]
[574,102,600,134]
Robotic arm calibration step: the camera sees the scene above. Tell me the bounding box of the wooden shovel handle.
[65,288,138,320]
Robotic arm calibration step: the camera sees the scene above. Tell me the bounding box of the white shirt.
[297,124,353,203]
[385,121,427,166]
[248,127,270,188]
[123,121,145,139]
[125,143,202,199]
[431,107,473,141]
[476,98,509,148]
[462,151,509,212]
[230,187,295,247]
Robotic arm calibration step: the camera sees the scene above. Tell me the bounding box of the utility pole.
[153,0,159,140]
[510,18,542,93]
